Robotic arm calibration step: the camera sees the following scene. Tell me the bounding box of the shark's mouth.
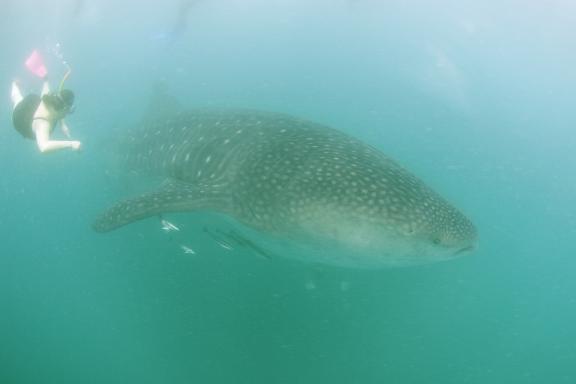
[453,245,476,256]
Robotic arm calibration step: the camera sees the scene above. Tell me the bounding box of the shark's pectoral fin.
[93,181,230,233]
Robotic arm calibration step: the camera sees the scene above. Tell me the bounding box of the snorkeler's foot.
[70,141,82,151]
[11,80,23,108]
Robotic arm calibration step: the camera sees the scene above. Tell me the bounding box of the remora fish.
[94,109,477,267]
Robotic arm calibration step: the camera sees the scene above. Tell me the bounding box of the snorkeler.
[11,51,81,153]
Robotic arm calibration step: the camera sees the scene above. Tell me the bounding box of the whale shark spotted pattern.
[94,109,477,267]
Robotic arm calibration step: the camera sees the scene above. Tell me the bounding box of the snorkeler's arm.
[60,119,72,138]
[41,80,50,96]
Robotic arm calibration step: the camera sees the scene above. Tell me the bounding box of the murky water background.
[1,1,575,383]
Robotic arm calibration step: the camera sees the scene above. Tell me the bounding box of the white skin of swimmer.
[11,80,81,153]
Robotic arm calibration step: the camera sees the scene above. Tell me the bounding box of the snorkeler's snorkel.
[58,64,72,93]
[25,49,74,112]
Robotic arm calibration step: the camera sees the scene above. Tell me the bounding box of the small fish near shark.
[93,108,478,268]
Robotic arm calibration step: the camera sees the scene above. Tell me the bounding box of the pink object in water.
[25,50,48,78]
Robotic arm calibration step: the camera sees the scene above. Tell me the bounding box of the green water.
[0,1,575,383]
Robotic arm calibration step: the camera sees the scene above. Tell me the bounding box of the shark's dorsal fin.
[143,82,183,122]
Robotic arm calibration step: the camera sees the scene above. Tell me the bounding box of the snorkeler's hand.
[70,141,82,151]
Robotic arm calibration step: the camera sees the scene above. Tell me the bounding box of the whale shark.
[94,108,477,268]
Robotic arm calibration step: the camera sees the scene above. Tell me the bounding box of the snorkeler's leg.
[34,121,81,153]
[41,80,50,97]
[11,81,23,109]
